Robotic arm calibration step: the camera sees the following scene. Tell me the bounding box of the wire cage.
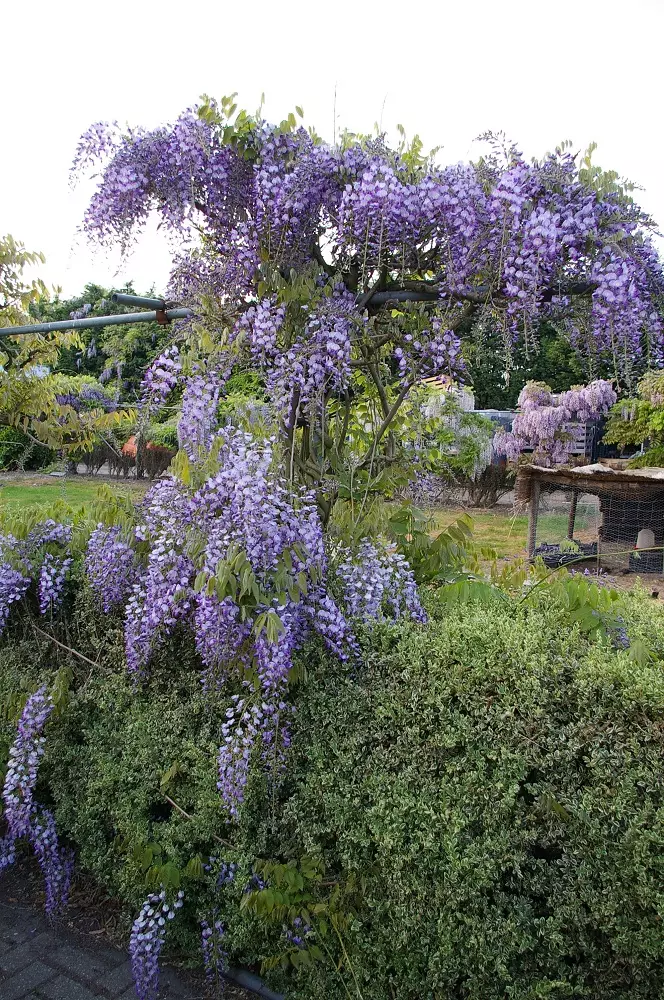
[515,464,664,574]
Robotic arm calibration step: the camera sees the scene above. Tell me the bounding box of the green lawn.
[433,504,601,559]
[0,476,145,514]
[433,508,529,558]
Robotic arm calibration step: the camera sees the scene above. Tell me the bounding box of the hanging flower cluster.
[337,538,427,624]
[85,525,139,612]
[177,361,230,459]
[139,345,182,416]
[493,379,617,466]
[129,888,184,1000]
[38,554,72,614]
[54,382,118,413]
[200,916,227,987]
[82,423,421,819]
[74,105,664,373]
[2,687,73,916]
[0,521,73,636]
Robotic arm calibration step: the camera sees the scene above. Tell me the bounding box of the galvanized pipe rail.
[0,293,192,338]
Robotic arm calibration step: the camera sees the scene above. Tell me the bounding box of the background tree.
[464,322,585,409]
[0,234,48,326]
[0,243,133,459]
[603,371,664,467]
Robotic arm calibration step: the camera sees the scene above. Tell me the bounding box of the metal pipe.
[0,308,193,338]
[111,292,166,310]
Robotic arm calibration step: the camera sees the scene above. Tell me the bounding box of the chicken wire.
[533,481,664,574]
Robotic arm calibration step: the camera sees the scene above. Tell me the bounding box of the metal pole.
[0,308,192,338]
[111,292,167,310]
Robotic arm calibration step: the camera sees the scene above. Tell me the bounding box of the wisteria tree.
[72,99,664,514]
[493,378,617,466]
[3,102,664,993]
[67,97,664,814]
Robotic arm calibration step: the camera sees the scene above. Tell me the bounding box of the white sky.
[2,0,663,299]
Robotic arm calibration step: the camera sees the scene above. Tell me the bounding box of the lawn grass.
[433,504,601,559]
[0,475,146,514]
[433,508,529,558]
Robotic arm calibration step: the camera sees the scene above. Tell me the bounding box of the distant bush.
[0,426,54,470]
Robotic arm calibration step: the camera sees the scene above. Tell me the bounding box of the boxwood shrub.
[1,584,664,999]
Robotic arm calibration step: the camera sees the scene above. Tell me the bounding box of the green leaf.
[160,861,181,889]
[159,761,182,790]
[184,855,205,880]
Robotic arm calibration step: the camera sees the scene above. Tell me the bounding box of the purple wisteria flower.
[85,525,139,612]
[129,888,184,1000]
[177,363,229,459]
[38,554,72,614]
[2,686,73,916]
[0,559,31,635]
[201,916,227,989]
[2,686,54,838]
[493,378,617,466]
[139,346,182,417]
[337,539,427,624]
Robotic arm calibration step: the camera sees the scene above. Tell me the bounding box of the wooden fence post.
[528,481,540,559]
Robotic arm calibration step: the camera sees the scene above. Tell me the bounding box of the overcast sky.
[2,0,663,299]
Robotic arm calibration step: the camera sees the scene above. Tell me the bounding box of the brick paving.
[0,905,192,1000]
[0,901,285,1000]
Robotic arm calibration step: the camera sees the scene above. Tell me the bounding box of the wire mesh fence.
[531,479,664,574]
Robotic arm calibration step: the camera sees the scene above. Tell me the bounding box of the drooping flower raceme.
[38,554,72,614]
[177,363,229,459]
[3,686,54,838]
[2,686,73,916]
[0,521,74,636]
[139,345,181,417]
[337,538,427,624]
[0,559,31,635]
[29,808,74,917]
[129,888,184,1000]
[201,915,227,987]
[85,525,139,612]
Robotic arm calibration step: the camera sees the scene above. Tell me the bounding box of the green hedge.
[1,585,664,999]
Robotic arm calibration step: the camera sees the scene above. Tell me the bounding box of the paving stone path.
[0,904,192,1000]
[0,902,283,1000]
